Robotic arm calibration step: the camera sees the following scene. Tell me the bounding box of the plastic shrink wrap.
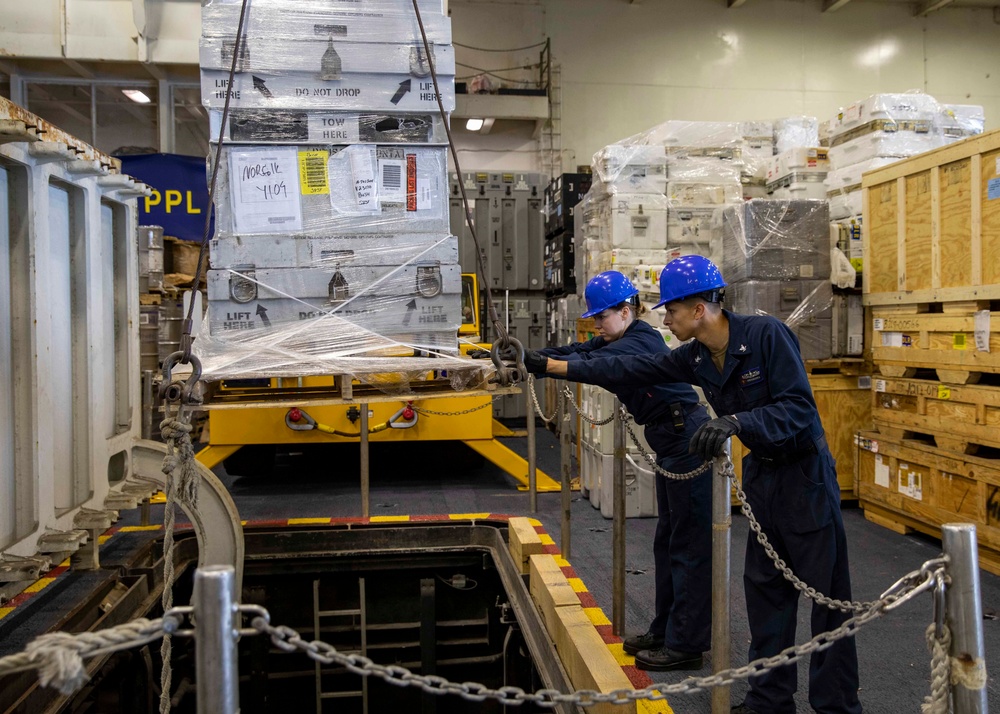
[721,199,831,282]
[725,279,834,361]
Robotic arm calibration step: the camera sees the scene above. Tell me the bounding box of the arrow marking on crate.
[252,76,273,98]
[390,79,411,105]
[402,299,417,326]
[256,304,271,328]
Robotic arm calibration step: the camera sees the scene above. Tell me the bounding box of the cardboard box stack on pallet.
[857,128,1000,574]
[195,0,465,380]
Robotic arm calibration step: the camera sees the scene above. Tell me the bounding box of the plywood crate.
[576,317,596,342]
[732,368,873,498]
[871,301,1000,384]
[872,373,1000,455]
[862,129,1000,306]
[854,430,1000,575]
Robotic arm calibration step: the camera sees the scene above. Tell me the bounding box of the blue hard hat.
[581,271,639,318]
[654,256,726,309]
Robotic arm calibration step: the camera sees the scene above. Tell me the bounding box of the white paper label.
[416,177,434,210]
[349,148,379,210]
[307,114,361,144]
[873,318,885,331]
[975,309,991,352]
[378,157,406,204]
[875,379,886,392]
[881,332,905,348]
[996,156,1000,176]
[327,146,379,214]
[799,264,815,278]
[229,148,302,233]
[898,464,923,500]
[844,103,862,123]
[875,455,890,488]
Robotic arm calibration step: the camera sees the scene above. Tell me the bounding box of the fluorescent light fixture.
[466,118,484,131]
[122,89,152,104]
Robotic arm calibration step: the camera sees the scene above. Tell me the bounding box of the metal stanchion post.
[612,401,626,637]
[142,369,154,440]
[942,524,988,714]
[560,391,572,559]
[526,382,538,513]
[360,404,370,518]
[711,451,732,714]
[193,565,239,714]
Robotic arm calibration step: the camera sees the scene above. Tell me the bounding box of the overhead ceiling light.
[122,89,152,104]
[466,118,484,131]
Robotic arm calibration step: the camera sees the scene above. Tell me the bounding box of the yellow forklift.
[196,273,559,491]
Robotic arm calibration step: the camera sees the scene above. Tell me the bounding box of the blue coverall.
[541,319,713,654]
[561,311,861,714]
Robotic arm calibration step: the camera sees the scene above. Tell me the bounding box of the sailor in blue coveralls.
[539,257,862,714]
[531,271,712,671]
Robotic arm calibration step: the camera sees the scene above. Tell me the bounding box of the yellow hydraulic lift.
[195,274,559,492]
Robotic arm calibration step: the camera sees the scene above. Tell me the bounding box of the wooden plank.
[862,129,1000,187]
[871,308,1000,376]
[872,376,1000,454]
[940,159,973,289]
[863,284,1000,306]
[862,187,872,296]
[869,181,899,295]
[971,154,983,286]
[905,172,932,293]
[508,517,546,574]
[528,554,580,636]
[983,147,1000,287]
[553,606,637,714]
[897,176,908,292]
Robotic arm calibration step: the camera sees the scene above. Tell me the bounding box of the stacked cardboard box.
[197,0,462,377]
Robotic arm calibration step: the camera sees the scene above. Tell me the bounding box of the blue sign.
[988,177,1000,202]
[118,153,213,242]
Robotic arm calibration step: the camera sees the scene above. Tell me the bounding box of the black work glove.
[468,348,491,359]
[523,350,549,374]
[689,416,740,459]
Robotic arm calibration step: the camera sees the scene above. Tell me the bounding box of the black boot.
[634,646,703,672]
[622,632,664,656]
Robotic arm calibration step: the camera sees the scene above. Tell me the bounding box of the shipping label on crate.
[988,178,1000,201]
[855,434,879,453]
[873,318,885,331]
[228,147,303,233]
[937,385,951,400]
[880,332,911,348]
[953,333,968,350]
[874,454,890,488]
[897,463,923,501]
[874,379,886,393]
[975,310,991,352]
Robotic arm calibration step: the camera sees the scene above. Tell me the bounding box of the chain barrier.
[410,397,499,417]
[621,410,711,481]
[526,375,559,424]
[722,458,937,614]
[560,384,614,426]
[0,555,952,708]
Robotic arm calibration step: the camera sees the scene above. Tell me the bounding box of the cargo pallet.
[855,430,1000,576]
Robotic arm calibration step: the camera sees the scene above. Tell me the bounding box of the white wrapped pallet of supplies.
[774,116,819,154]
[833,92,941,137]
[829,190,863,221]
[200,37,455,76]
[667,181,742,207]
[665,155,742,183]
[740,120,775,158]
[824,157,897,198]
[592,144,667,195]
[201,70,455,112]
[724,279,834,361]
[940,104,985,143]
[766,174,828,201]
[210,233,458,269]
[721,199,831,282]
[198,261,466,377]
[818,118,838,148]
[209,109,450,145]
[827,127,943,169]
[667,206,722,243]
[201,0,451,43]
[214,144,449,237]
[766,147,829,184]
[643,120,743,152]
[597,193,667,251]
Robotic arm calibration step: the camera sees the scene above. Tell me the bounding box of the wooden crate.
[872,374,1000,455]
[862,129,1000,306]
[731,371,872,498]
[871,301,1000,384]
[855,430,1000,576]
[576,317,596,342]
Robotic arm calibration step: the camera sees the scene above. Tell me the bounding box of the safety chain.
[1,556,949,706]
[527,375,559,424]
[560,385,614,426]
[725,458,947,614]
[622,411,711,481]
[410,397,499,417]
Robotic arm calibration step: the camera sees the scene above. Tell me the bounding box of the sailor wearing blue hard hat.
[535,271,713,672]
[538,257,862,714]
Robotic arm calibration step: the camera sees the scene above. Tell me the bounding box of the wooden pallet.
[871,301,1000,384]
[862,128,1000,306]
[854,430,1000,576]
[872,374,1000,455]
[804,358,870,377]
